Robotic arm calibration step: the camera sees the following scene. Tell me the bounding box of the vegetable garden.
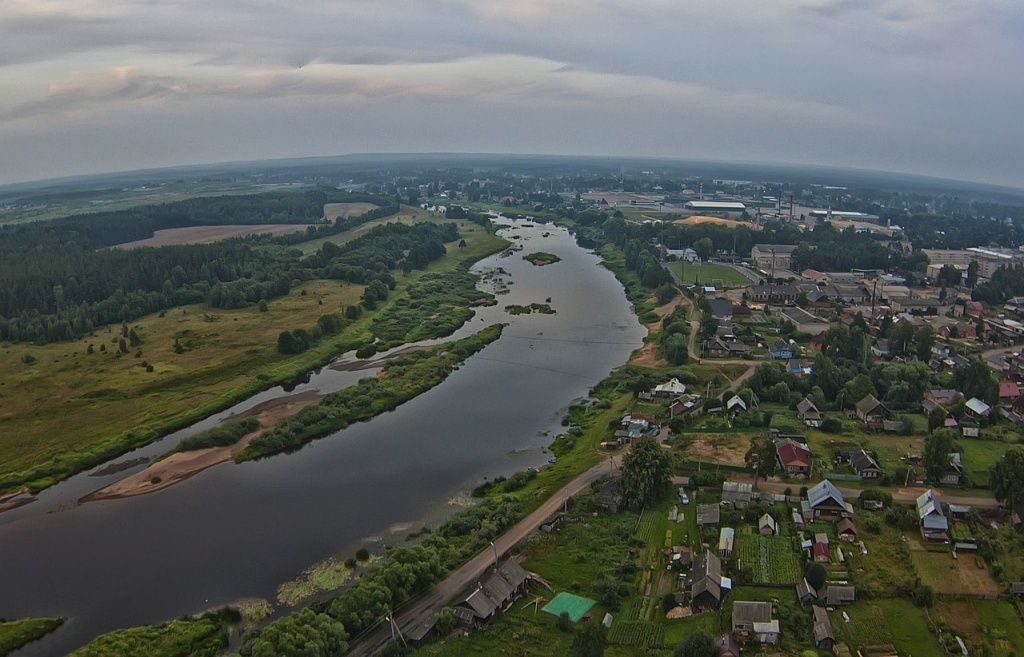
[735,533,802,584]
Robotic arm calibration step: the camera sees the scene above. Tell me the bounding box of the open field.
[0,182,310,225]
[298,204,439,254]
[323,202,379,220]
[666,262,749,287]
[113,223,317,248]
[0,219,504,491]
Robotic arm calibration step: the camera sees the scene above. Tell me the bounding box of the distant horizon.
[4,3,1022,191]
[4,152,1024,200]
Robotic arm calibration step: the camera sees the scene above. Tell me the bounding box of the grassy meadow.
[667,262,750,287]
[0,618,65,656]
[0,217,505,492]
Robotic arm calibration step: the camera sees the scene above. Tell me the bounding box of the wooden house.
[796,397,822,428]
[691,551,723,610]
[732,601,772,632]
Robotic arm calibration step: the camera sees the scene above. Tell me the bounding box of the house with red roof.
[775,436,812,478]
[1000,380,1020,402]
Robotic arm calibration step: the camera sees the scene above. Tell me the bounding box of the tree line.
[0,194,456,344]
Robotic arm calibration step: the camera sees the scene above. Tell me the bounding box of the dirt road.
[706,473,998,508]
[347,454,623,656]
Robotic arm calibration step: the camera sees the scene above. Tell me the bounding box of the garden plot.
[735,533,802,584]
[910,549,1000,596]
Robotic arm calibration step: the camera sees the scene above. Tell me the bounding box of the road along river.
[0,220,645,655]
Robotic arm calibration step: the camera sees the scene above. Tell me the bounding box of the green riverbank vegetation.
[68,610,237,657]
[175,418,261,452]
[0,617,64,656]
[0,203,506,494]
[236,323,505,460]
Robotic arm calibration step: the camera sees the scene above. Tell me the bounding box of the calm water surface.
[0,221,645,655]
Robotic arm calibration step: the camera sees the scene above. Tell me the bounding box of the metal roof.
[733,601,773,624]
[686,201,746,210]
[807,480,846,509]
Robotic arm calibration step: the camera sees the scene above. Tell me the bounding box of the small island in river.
[522,251,561,266]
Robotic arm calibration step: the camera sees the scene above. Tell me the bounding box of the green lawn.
[959,438,1016,487]
[831,598,943,657]
[972,599,1024,656]
[667,262,749,287]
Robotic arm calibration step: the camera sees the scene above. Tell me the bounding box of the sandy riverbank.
[82,392,322,502]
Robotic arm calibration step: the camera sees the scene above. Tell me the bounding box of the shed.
[796,578,817,604]
[753,619,780,644]
[812,606,835,649]
[722,481,753,507]
[718,527,735,557]
[697,503,721,527]
[836,518,857,542]
[826,585,856,606]
[732,601,773,632]
[758,513,777,536]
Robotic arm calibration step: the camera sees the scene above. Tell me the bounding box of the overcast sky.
[2,0,1022,187]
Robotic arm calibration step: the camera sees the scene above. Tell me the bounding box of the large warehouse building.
[684,201,746,216]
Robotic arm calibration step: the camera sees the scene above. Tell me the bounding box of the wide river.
[0,220,646,655]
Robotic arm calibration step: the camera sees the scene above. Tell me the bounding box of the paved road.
[347,454,624,656]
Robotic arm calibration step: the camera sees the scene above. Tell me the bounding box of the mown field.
[667,262,750,287]
[0,218,504,491]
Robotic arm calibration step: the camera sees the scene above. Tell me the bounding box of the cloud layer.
[2,0,1022,186]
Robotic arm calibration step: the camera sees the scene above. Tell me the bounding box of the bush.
[502,469,537,492]
[355,343,377,358]
[821,417,842,433]
[176,418,261,452]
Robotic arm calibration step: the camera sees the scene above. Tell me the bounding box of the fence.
[827,473,864,482]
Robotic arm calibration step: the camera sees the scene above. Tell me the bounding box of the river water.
[0,220,645,655]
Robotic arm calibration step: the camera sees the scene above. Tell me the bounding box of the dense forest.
[0,190,460,344]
